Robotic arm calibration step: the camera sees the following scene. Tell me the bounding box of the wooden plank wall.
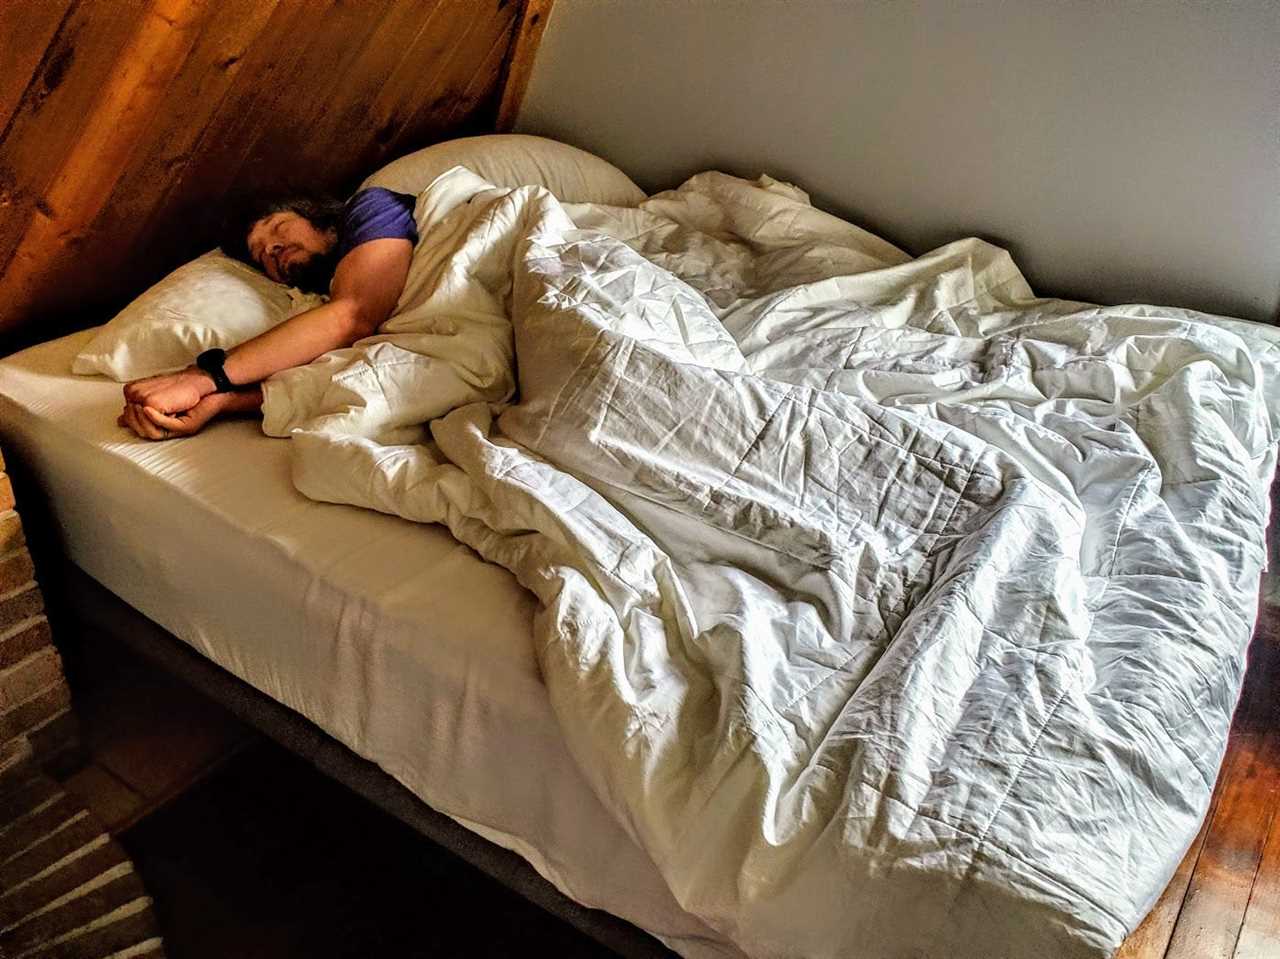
[0,0,529,348]
[496,0,553,132]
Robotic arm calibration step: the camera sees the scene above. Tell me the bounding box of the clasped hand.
[118,368,223,441]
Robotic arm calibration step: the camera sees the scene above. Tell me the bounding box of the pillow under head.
[73,251,323,382]
[359,134,646,207]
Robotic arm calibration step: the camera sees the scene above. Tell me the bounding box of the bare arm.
[220,237,413,387]
[120,237,412,434]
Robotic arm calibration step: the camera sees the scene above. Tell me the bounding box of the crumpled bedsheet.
[259,167,1280,958]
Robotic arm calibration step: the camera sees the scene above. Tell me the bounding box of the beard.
[283,247,340,294]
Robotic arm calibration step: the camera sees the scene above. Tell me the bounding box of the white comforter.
[260,168,1280,959]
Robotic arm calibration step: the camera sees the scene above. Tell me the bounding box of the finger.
[143,406,195,436]
[120,404,143,437]
[126,404,168,441]
[122,404,151,439]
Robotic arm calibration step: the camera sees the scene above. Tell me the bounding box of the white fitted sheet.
[0,329,738,958]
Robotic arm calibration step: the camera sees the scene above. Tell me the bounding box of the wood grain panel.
[0,0,77,137]
[284,0,448,185]
[446,3,529,132]
[211,0,402,199]
[381,0,519,153]
[75,0,286,295]
[123,0,346,277]
[0,0,213,319]
[0,0,533,345]
[120,0,346,237]
[0,0,147,278]
[339,0,498,182]
[1235,800,1280,958]
[496,0,554,132]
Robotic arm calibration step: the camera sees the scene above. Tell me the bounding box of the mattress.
[0,328,738,959]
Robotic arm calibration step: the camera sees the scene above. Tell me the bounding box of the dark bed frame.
[52,559,679,959]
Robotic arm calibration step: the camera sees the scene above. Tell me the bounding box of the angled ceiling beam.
[496,0,555,133]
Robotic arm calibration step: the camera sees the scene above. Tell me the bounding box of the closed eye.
[249,215,283,266]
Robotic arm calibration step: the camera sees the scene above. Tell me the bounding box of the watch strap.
[196,348,236,393]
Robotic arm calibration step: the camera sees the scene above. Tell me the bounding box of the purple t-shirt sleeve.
[336,187,418,260]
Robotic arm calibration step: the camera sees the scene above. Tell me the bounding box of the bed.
[3,153,1278,959]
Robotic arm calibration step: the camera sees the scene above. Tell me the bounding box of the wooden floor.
[1117,576,1280,959]
[60,577,1280,958]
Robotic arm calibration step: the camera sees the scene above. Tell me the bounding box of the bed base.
[57,561,677,959]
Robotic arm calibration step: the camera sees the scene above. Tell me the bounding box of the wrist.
[189,367,218,397]
[194,348,242,394]
[202,390,235,414]
[213,386,263,416]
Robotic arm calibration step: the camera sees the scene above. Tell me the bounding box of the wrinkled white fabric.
[263,168,1280,959]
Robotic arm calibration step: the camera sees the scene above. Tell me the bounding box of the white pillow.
[73,251,324,382]
[359,134,646,207]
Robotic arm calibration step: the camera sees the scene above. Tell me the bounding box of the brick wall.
[0,723,164,958]
[0,449,164,955]
[0,446,80,774]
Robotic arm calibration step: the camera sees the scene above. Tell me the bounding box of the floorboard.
[1235,805,1280,959]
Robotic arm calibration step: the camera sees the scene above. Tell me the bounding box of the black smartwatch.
[195,348,237,393]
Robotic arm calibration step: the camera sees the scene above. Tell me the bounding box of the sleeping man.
[117,187,418,440]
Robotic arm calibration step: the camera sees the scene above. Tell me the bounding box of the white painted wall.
[518,0,1280,323]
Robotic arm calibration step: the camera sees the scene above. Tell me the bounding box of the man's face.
[246,211,337,287]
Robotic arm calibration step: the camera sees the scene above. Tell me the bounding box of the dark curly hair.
[218,193,347,267]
